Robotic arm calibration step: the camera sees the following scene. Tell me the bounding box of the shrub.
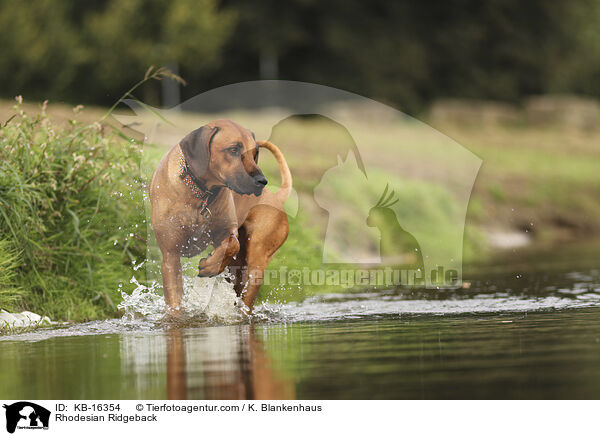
[0,99,145,321]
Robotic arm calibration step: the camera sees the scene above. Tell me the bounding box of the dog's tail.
[257,140,292,201]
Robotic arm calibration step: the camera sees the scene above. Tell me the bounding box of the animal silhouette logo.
[114,80,481,288]
[3,402,50,434]
[366,184,425,283]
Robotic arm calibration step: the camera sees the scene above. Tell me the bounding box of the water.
[1,242,600,399]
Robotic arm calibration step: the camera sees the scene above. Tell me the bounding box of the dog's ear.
[180,125,220,178]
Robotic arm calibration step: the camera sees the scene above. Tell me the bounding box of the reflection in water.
[121,325,295,400]
[166,329,186,400]
[2,243,600,400]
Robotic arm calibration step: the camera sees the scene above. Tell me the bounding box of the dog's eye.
[227,146,241,156]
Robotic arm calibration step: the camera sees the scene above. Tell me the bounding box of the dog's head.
[180,119,267,196]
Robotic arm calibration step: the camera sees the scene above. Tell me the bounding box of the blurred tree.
[419,0,600,102]
[0,0,235,105]
[0,0,82,100]
[217,0,600,112]
[0,0,599,112]
[84,0,235,104]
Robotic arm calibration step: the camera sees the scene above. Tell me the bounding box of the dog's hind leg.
[228,226,248,295]
[237,205,289,310]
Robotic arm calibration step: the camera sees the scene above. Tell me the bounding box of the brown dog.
[149,119,291,313]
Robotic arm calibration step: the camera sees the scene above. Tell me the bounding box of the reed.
[0,97,146,321]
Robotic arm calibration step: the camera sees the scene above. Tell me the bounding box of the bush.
[0,99,145,321]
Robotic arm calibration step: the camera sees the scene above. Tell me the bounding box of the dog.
[149,119,291,313]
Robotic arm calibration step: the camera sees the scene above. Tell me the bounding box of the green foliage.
[2,1,600,111]
[0,0,236,105]
[0,100,146,320]
[86,0,235,102]
[221,0,600,112]
[0,0,81,100]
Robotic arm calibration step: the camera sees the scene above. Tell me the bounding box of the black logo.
[2,402,50,434]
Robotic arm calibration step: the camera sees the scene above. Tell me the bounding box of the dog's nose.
[255,174,268,186]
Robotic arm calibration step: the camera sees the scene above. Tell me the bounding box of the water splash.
[255,290,600,323]
[4,265,600,342]
[118,276,165,321]
[118,273,248,324]
[181,273,248,323]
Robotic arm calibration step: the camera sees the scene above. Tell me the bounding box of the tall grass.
[0,239,22,308]
[0,98,145,320]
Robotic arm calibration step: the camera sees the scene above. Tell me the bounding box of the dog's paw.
[162,308,184,323]
[197,257,220,277]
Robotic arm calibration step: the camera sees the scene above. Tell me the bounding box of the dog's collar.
[177,145,220,218]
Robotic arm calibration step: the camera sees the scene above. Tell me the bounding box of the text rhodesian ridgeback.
[149,119,291,313]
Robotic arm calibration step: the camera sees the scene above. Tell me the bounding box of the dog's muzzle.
[252,173,268,195]
[228,171,268,196]
[254,173,267,187]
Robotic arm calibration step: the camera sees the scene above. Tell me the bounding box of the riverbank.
[0,99,146,321]
[0,98,598,322]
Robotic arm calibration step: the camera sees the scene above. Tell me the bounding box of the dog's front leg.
[198,229,240,277]
[161,251,183,312]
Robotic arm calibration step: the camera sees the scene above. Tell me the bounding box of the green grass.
[445,123,600,236]
[0,320,54,336]
[0,239,23,308]
[0,101,146,321]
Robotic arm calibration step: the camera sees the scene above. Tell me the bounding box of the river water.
[1,242,599,399]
